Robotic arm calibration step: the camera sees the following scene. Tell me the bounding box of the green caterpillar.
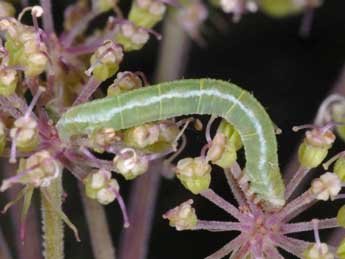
[56,79,285,207]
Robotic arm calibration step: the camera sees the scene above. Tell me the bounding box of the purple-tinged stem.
[79,183,116,259]
[282,218,338,234]
[299,7,314,38]
[40,0,55,35]
[271,235,311,258]
[265,245,284,259]
[118,160,162,259]
[276,190,315,221]
[204,234,246,259]
[64,43,102,56]
[195,220,242,232]
[200,189,245,221]
[2,161,42,259]
[61,11,100,48]
[225,164,247,207]
[229,240,251,258]
[73,77,101,105]
[284,166,310,201]
[0,225,12,259]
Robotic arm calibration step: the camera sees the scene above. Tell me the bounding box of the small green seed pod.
[123,123,160,149]
[10,116,39,152]
[334,157,345,183]
[89,128,118,153]
[337,238,345,259]
[89,41,123,81]
[162,199,197,231]
[207,133,237,169]
[0,68,18,97]
[337,205,345,228]
[303,243,333,259]
[94,0,117,12]
[217,119,242,151]
[298,129,335,169]
[176,157,212,194]
[115,23,149,52]
[24,52,48,77]
[107,71,142,97]
[113,149,149,180]
[0,120,6,154]
[332,102,345,142]
[129,0,166,29]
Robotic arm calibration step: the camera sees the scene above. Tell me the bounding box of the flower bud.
[115,23,149,52]
[337,238,345,259]
[84,169,120,205]
[334,157,345,183]
[337,205,345,228]
[217,120,242,151]
[90,128,118,153]
[107,71,142,96]
[0,120,6,154]
[298,129,335,169]
[207,133,237,169]
[89,41,123,81]
[124,123,160,149]
[0,2,16,17]
[303,243,334,259]
[129,0,167,29]
[163,199,197,231]
[311,172,341,201]
[176,157,212,194]
[113,149,149,180]
[0,68,18,97]
[10,116,39,152]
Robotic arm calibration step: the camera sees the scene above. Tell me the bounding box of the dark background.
[3,0,345,258]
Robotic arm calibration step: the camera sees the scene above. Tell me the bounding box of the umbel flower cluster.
[0,0,343,259]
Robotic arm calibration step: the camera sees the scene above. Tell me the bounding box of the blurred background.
[1,0,345,258]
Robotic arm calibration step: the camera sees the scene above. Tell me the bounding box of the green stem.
[41,175,64,259]
[79,184,115,259]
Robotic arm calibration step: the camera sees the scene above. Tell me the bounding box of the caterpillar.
[56,79,285,207]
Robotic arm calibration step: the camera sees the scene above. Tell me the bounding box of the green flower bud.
[0,68,18,97]
[113,149,149,180]
[115,23,149,52]
[303,243,334,259]
[163,199,197,231]
[84,169,120,205]
[337,238,345,259]
[0,2,16,17]
[129,0,166,29]
[334,157,345,183]
[89,41,123,81]
[25,52,48,77]
[311,172,341,201]
[259,0,304,17]
[207,133,237,169]
[298,129,335,169]
[337,205,345,228]
[0,120,5,154]
[124,123,160,149]
[217,120,242,151]
[176,157,212,194]
[10,116,39,152]
[89,128,118,153]
[107,71,142,97]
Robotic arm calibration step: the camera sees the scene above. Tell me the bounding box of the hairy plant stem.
[41,175,64,259]
[118,10,191,259]
[79,183,115,259]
